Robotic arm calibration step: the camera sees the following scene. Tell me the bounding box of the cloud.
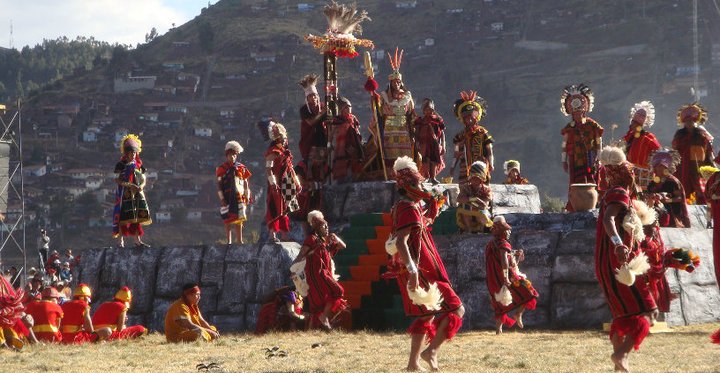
[1,0,197,49]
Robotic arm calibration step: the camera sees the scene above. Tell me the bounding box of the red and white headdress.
[225,140,243,155]
[677,102,708,126]
[599,145,634,187]
[387,47,404,81]
[630,100,655,128]
[299,74,319,97]
[268,121,288,141]
[307,210,327,228]
[393,156,423,188]
[560,84,594,116]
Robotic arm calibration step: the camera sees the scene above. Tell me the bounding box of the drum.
[569,183,599,211]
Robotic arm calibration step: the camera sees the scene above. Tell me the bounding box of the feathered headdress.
[599,145,627,166]
[119,134,142,154]
[453,90,487,121]
[388,47,404,81]
[630,101,655,128]
[305,1,374,58]
[469,160,487,179]
[268,121,288,141]
[491,215,511,237]
[307,210,326,227]
[677,102,708,126]
[649,149,681,174]
[560,83,594,116]
[393,155,423,188]
[503,160,520,175]
[298,74,319,97]
[225,140,243,155]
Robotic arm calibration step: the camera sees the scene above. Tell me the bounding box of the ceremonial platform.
[75,182,720,333]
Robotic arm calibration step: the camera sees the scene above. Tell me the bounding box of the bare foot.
[611,352,629,372]
[420,348,439,371]
[495,320,503,335]
[513,313,524,329]
[405,363,427,372]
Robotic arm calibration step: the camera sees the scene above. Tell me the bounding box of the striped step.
[358,254,388,266]
[341,226,378,240]
[382,213,393,226]
[350,213,385,227]
[374,226,392,240]
[366,239,386,255]
[346,293,363,310]
[339,280,372,296]
[349,265,381,281]
[333,254,359,267]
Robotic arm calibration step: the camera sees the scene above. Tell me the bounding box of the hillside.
[7,0,720,250]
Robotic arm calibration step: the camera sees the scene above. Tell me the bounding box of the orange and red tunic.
[672,127,715,204]
[624,130,660,169]
[303,234,346,316]
[92,300,146,339]
[561,118,604,185]
[25,300,63,342]
[60,299,95,344]
[216,161,251,225]
[485,238,538,326]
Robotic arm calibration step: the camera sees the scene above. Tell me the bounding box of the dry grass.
[2,324,719,373]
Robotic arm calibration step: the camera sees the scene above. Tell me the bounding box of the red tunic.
[92,300,146,340]
[705,172,720,287]
[299,104,327,161]
[647,175,691,228]
[265,143,298,233]
[293,160,330,221]
[330,114,363,181]
[561,118,604,184]
[60,299,95,344]
[485,238,538,323]
[215,162,251,225]
[25,300,63,342]
[639,228,671,312]
[672,127,714,204]
[303,234,346,316]
[595,187,656,349]
[414,114,445,177]
[624,130,661,169]
[390,199,462,317]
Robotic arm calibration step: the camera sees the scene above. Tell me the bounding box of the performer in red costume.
[485,216,538,334]
[330,97,363,183]
[647,149,690,228]
[265,121,302,242]
[672,103,715,204]
[60,284,111,344]
[92,286,147,340]
[624,101,660,171]
[450,91,493,185]
[560,84,604,210]
[25,287,64,342]
[596,146,656,372]
[386,156,464,372]
[292,210,346,330]
[701,165,720,288]
[414,98,445,184]
[0,274,30,349]
[216,140,252,244]
[637,214,672,317]
[298,74,328,162]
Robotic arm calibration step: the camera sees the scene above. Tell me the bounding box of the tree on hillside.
[198,22,215,54]
[109,45,130,73]
[145,27,159,43]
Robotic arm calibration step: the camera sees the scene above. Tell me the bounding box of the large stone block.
[217,261,257,313]
[155,247,204,298]
[211,315,245,332]
[458,281,493,330]
[253,242,301,302]
[660,228,716,285]
[76,248,106,294]
[522,264,552,307]
[245,303,263,332]
[451,235,492,294]
[523,306,550,327]
[552,255,596,283]
[513,230,559,257]
[324,181,397,222]
[199,285,219,314]
[97,247,162,313]
[555,230,596,255]
[200,245,228,287]
[149,298,175,332]
[551,283,611,328]
[491,184,541,215]
[677,283,720,325]
[686,204,710,229]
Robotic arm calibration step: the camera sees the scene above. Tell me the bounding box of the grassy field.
[2,324,719,373]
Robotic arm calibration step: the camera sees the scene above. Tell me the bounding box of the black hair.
[182,283,199,292]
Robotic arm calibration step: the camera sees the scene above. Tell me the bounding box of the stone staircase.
[334,208,460,331]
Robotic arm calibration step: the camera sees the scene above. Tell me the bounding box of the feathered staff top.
[305,1,374,58]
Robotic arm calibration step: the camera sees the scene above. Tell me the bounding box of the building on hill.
[82,130,98,142]
[194,127,212,137]
[162,62,184,71]
[114,75,157,93]
[65,168,107,180]
[23,164,47,178]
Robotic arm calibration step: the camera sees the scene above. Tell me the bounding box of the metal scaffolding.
[0,101,26,287]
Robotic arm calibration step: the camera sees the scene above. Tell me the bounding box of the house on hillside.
[194,127,212,137]
[66,168,106,180]
[220,109,235,119]
[114,75,157,93]
[23,165,47,177]
[92,116,113,127]
[158,112,183,127]
[138,113,159,122]
[114,128,130,143]
[162,62,184,71]
[396,1,417,9]
[85,176,103,190]
[57,115,73,129]
[251,52,276,63]
[155,210,172,223]
[82,130,98,142]
[144,102,168,111]
[42,104,80,116]
[166,104,188,114]
[172,41,191,48]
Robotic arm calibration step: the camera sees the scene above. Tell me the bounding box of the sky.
[0,0,212,49]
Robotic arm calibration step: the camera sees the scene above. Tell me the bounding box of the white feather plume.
[385,235,398,256]
[407,282,444,311]
[393,155,418,173]
[599,145,627,166]
[615,265,635,286]
[331,258,340,281]
[633,200,657,226]
[630,100,655,128]
[307,210,325,225]
[494,285,513,307]
[622,206,645,243]
[614,252,650,286]
[224,140,243,153]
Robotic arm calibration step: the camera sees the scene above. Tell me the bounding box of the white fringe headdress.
[307,210,325,226]
[224,140,243,154]
[598,145,627,166]
[393,155,418,173]
[268,121,288,141]
[503,160,520,175]
[299,74,319,97]
[407,283,444,311]
[630,100,655,128]
[560,83,594,116]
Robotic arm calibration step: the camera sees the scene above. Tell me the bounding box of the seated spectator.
[64,249,75,269]
[456,161,493,233]
[92,286,147,340]
[59,262,72,284]
[46,251,60,271]
[24,287,63,342]
[255,286,305,334]
[55,281,71,304]
[165,283,219,343]
[23,276,43,304]
[46,268,59,284]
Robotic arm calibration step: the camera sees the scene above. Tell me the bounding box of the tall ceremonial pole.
[363,51,388,180]
[305,1,374,183]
